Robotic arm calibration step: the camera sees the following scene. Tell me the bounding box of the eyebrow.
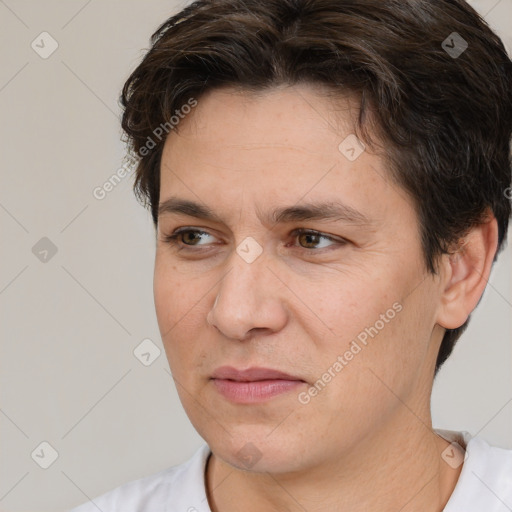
[158,196,371,226]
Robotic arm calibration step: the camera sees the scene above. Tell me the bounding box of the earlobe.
[436,214,499,330]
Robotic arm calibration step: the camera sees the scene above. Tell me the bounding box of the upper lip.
[211,366,304,382]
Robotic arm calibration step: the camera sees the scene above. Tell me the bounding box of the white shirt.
[68,430,512,512]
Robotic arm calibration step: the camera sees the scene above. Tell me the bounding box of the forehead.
[171,84,362,152]
[158,84,413,227]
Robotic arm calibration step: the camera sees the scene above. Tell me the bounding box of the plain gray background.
[0,1,511,510]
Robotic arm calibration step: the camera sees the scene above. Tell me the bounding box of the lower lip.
[212,379,304,403]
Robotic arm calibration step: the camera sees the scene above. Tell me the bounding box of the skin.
[153,84,498,511]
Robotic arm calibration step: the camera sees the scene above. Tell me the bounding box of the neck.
[205,411,462,512]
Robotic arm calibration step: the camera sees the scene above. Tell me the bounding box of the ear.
[436,213,499,330]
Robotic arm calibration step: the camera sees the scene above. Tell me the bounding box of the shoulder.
[67,444,212,512]
[440,430,512,511]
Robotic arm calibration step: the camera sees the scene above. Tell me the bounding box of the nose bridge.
[207,245,287,340]
[224,253,263,304]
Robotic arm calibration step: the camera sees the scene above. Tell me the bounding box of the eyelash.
[162,227,347,254]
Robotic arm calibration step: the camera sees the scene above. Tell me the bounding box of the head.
[121,0,511,473]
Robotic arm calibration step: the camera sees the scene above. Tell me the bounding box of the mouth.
[211,366,306,404]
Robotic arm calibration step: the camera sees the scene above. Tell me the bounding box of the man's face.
[154,85,445,473]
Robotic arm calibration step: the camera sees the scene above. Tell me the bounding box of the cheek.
[309,272,398,349]
[153,255,194,326]
[153,265,176,332]
[153,255,212,374]
[154,263,236,446]
[331,282,438,404]
[305,267,425,390]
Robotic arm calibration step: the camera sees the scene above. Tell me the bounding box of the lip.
[211,366,303,382]
[211,366,306,404]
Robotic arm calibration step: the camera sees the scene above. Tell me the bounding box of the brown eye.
[298,231,325,249]
[164,229,215,247]
[181,230,204,245]
[291,229,342,251]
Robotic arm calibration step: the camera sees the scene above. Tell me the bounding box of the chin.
[204,427,309,474]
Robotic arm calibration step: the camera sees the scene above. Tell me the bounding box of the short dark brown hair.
[120,0,512,372]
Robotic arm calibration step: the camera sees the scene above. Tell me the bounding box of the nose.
[206,250,288,341]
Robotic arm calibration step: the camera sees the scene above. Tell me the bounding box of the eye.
[163,228,216,247]
[162,227,347,253]
[289,228,345,251]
